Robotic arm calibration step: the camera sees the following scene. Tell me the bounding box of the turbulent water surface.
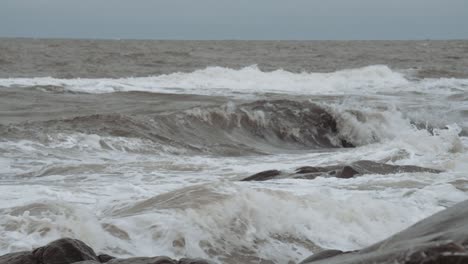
[0,39,467,264]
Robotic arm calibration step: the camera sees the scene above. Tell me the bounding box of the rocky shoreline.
[2,199,467,264]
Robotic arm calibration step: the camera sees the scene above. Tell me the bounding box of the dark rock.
[293,172,322,180]
[32,238,98,264]
[298,249,344,264]
[0,240,215,264]
[178,258,215,264]
[0,251,37,264]
[340,139,355,148]
[350,160,442,175]
[336,166,359,178]
[242,160,442,181]
[75,257,215,264]
[300,199,468,264]
[98,254,116,263]
[295,166,320,174]
[107,256,176,264]
[241,170,281,181]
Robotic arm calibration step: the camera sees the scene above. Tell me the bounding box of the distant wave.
[1,65,465,95]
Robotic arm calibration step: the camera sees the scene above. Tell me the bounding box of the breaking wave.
[1,99,463,159]
[1,65,467,96]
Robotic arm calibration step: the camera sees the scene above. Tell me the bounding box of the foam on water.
[0,64,467,263]
[0,116,466,263]
[1,65,467,96]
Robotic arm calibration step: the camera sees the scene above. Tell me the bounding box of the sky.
[1,0,468,40]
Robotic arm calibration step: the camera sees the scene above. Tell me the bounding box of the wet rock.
[336,166,359,178]
[32,238,98,264]
[242,160,442,181]
[298,249,344,264]
[404,242,468,264]
[295,166,321,174]
[98,254,116,263]
[107,256,176,264]
[178,258,215,264]
[350,160,442,175]
[102,224,130,241]
[0,251,37,264]
[74,257,215,264]
[293,172,322,180]
[300,199,468,264]
[0,239,215,264]
[241,169,281,181]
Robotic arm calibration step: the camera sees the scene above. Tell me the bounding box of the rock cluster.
[241,160,442,181]
[0,238,213,264]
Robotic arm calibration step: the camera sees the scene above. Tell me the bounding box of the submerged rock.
[241,169,281,181]
[241,160,442,181]
[300,199,468,264]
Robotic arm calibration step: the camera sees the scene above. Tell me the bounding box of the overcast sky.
[1,0,467,40]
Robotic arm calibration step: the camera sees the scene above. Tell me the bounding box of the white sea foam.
[1,64,468,263]
[1,65,467,96]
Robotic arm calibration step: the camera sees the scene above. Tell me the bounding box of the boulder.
[300,199,468,263]
[98,254,115,263]
[0,251,37,264]
[32,238,98,264]
[0,238,217,264]
[336,166,359,178]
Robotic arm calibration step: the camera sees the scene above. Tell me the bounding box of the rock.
[178,258,215,264]
[242,160,442,181]
[107,256,176,264]
[98,254,116,263]
[300,199,468,263]
[336,166,359,178]
[0,251,37,264]
[241,170,281,181]
[350,160,442,175]
[0,239,215,264]
[32,238,98,264]
[295,166,321,174]
[404,242,468,264]
[298,249,344,264]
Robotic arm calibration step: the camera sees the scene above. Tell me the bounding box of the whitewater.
[0,39,467,264]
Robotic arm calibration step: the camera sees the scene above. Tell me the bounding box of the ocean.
[0,39,467,264]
